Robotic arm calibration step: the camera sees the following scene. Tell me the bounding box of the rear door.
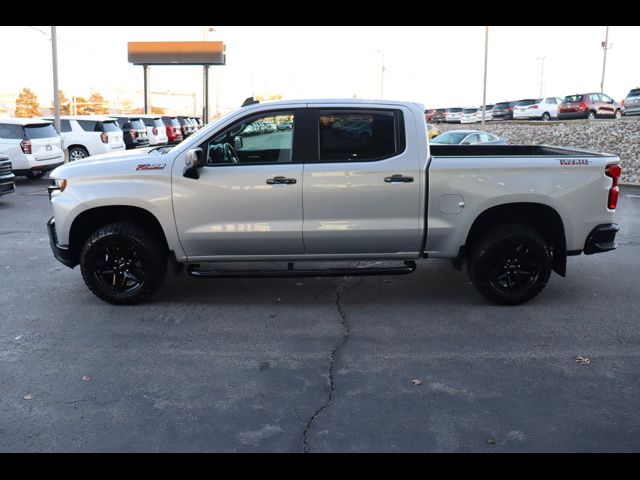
[302,106,423,255]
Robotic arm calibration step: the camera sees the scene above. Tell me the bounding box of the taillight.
[621,99,625,107]
[530,105,538,109]
[152,127,158,135]
[20,139,32,154]
[100,132,108,144]
[605,163,622,210]
[578,102,588,111]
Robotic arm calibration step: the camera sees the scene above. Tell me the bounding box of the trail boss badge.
[136,163,166,171]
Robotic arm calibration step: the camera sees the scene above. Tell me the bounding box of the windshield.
[627,89,640,98]
[563,95,584,103]
[431,132,468,144]
[463,108,477,113]
[25,123,58,139]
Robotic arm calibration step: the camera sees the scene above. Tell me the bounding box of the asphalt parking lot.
[1,176,639,452]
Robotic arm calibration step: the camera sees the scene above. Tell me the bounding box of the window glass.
[478,133,492,143]
[0,124,24,139]
[627,89,640,99]
[203,111,294,165]
[319,110,400,162]
[60,120,72,133]
[431,131,469,144]
[464,134,480,144]
[24,124,58,139]
[101,121,121,132]
[77,120,98,132]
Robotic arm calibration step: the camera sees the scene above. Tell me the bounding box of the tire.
[80,221,167,305]
[587,111,596,120]
[68,146,89,162]
[614,109,622,120]
[25,170,44,179]
[469,224,551,305]
[541,112,550,121]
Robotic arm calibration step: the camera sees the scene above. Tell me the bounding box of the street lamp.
[536,56,547,97]
[481,26,489,126]
[375,50,385,99]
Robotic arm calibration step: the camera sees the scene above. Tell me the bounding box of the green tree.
[56,90,71,115]
[15,88,41,117]
[88,91,109,114]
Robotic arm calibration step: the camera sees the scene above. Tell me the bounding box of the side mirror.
[184,148,204,179]
[234,136,243,150]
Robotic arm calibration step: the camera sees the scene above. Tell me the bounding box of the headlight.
[48,178,67,199]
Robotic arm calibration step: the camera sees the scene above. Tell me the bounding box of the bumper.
[47,217,76,268]
[558,111,587,119]
[0,175,15,196]
[623,107,640,116]
[13,161,64,177]
[584,223,619,255]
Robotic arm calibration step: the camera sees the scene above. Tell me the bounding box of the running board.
[187,261,417,278]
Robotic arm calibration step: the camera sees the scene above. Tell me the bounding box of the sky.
[0,26,638,114]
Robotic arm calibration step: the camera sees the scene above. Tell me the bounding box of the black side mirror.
[183,148,204,179]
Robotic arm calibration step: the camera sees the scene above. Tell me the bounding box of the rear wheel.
[614,109,622,120]
[587,111,596,120]
[541,112,551,121]
[68,146,89,162]
[80,221,167,305]
[469,224,551,305]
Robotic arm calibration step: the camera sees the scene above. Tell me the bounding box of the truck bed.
[430,144,613,157]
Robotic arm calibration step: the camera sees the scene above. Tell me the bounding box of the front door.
[302,107,423,255]
[172,109,304,259]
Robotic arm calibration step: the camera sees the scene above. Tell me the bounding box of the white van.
[42,115,125,161]
[0,118,64,178]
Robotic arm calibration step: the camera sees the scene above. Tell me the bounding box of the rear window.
[463,108,478,113]
[516,99,541,106]
[563,95,584,103]
[25,123,58,139]
[494,102,510,109]
[77,120,98,132]
[129,119,145,130]
[101,121,121,132]
[447,108,462,113]
[162,117,180,127]
[627,89,640,98]
[0,124,24,139]
[318,109,403,162]
[153,119,164,128]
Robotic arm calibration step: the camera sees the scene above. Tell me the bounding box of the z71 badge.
[560,158,590,166]
[136,163,166,171]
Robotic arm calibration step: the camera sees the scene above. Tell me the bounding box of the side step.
[187,261,417,279]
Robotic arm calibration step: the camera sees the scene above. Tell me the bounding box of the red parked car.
[424,109,435,122]
[558,93,622,120]
[161,116,184,144]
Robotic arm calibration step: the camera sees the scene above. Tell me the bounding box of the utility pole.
[481,26,489,126]
[51,26,60,134]
[536,56,547,97]
[375,50,385,99]
[600,26,611,93]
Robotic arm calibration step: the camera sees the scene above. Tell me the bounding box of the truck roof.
[241,98,424,110]
[0,117,53,125]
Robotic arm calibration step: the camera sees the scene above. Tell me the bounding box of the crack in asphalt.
[302,277,362,453]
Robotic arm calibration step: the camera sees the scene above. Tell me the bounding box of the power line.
[26,26,99,55]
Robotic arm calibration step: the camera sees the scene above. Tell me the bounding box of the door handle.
[384,174,414,183]
[266,176,297,185]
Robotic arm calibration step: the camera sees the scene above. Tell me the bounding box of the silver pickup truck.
[46,99,621,305]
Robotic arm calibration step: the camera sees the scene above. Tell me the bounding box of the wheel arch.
[462,202,567,276]
[68,206,169,266]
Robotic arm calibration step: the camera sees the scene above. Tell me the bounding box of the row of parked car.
[427,87,640,124]
[0,114,204,180]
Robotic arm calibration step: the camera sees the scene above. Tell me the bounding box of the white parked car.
[0,118,64,178]
[477,104,494,121]
[460,107,480,124]
[135,114,169,146]
[444,107,462,123]
[42,115,125,161]
[513,97,563,121]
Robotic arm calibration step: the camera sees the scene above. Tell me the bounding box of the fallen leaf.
[23,394,33,400]
[411,379,423,386]
[82,375,91,382]
[487,438,497,445]
[576,356,591,365]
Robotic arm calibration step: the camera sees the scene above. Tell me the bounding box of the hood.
[50,147,173,180]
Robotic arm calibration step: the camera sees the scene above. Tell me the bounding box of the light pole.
[375,50,385,99]
[481,26,489,126]
[51,26,60,135]
[536,56,547,97]
[600,26,611,92]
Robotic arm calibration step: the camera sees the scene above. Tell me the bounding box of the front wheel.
[615,109,622,120]
[541,112,550,121]
[469,224,551,305]
[80,221,167,305]
[587,111,596,120]
[68,146,89,162]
